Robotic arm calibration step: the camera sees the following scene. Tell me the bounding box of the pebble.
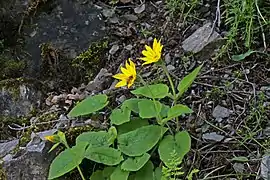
[202,132,225,142]
[109,44,119,55]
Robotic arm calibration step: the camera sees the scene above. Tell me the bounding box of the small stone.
[167,65,175,71]
[233,163,245,173]
[0,140,19,158]
[202,132,225,142]
[117,95,126,103]
[134,4,145,14]
[125,44,133,50]
[122,14,138,21]
[102,9,115,18]
[109,44,119,55]
[212,105,232,122]
[261,155,270,180]
[165,53,171,64]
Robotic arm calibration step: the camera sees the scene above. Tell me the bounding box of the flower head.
[44,135,58,143]
[139,38,163,65]
[113,59,136,88]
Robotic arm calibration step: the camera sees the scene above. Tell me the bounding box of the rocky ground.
[0,0,269,179]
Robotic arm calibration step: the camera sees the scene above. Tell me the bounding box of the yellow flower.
[44,135,56,142]
[113,59,136,88]
[139,38,163,65]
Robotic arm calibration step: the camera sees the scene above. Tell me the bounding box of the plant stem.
[77,166,86,180]
[160,62,180,131]
[161,62,176,99]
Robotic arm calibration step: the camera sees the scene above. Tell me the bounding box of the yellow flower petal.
[112,73,127,80]
[45,135,55,142]
[115,81,127,88]
[120,66,130,76]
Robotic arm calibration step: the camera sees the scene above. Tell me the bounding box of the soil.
[0,0,269,179]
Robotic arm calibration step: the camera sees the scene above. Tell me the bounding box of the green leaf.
[158,131,191,168]
[118,125,167,156]
[187,169,199,180]
[48,143,88,179]
[108,126,117,145]
[154,167,162,180]
[68,94,108,117]
[85,146,123,166]
[117,118,149,135]
[110,106,131,125]
[161,104,193,124]
[177,65,202,98]
[76,131,112,148]
[160,104,170,118]
[138,100,162,118]
[231,156,249,162]
[90,170,104,180]
[131,84,169,99]
[103,167,116,178]
[111,165,130,180]
[132,161,154,180]
[122,99,144,113]
[48,142,60,153]
[232,50,257,61]
[121,153,151,171]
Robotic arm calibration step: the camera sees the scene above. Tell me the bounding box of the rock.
[202,132,225,142]
[233,163,244,173]
[0,139,19,158]
[122,14,138,21]
[165,53,171,64]
[134,4,145,14]
[212,105,232,122]
[125,44,133,51]
[261,155,270,180]
[109,45,120,55]
[86,68,112,93]
[102,9,115,18]
[182,22,224,58]
[0,78,43,118]
[1,132,56,180]
[167,65,175,71]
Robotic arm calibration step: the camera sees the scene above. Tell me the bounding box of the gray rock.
[122,14,138,21]
[2,133,56,180]
[202,132,225,142]
[0,79,43,118]
[165,53,171,64]
[167,65,175,71]
[182,22,223,54]
[109,45,120,55]
[261,155,270,180]
[233,163,245,173]
[86,68,112,93]
[212,105,232,122]
[134,4,145,14]
[0,139,19,158]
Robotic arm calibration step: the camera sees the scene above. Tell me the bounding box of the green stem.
[160,62,176,99]
[63,142,86,180]
[160,62,181,131]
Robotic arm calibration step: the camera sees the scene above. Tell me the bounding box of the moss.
[0,56,26,81]
[65,125,94,145]
[0,165,7,180]
[72,39,108,81]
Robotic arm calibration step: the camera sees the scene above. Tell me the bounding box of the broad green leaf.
[122,98,144,113]
[131,84,169,99]
[138,100,162,118]
[110,106,131,125]
[118,125,167,156]
[90,170,104,180]
[117,118,149,135]
[232,50,257,61]
[85,146,123,166]
[158,131,191,168]
[68,94,108,117]
[231,156,249,162]
[132,161,154,180]
[154,167,162,180]
[48,143,88,179]
[103,167,116,178]
[162,104,193,124]
[108,126,117,145]
[76,131,111,148]
[177,65,202,98]
[111,165,130,180]
[121,153,151,171]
